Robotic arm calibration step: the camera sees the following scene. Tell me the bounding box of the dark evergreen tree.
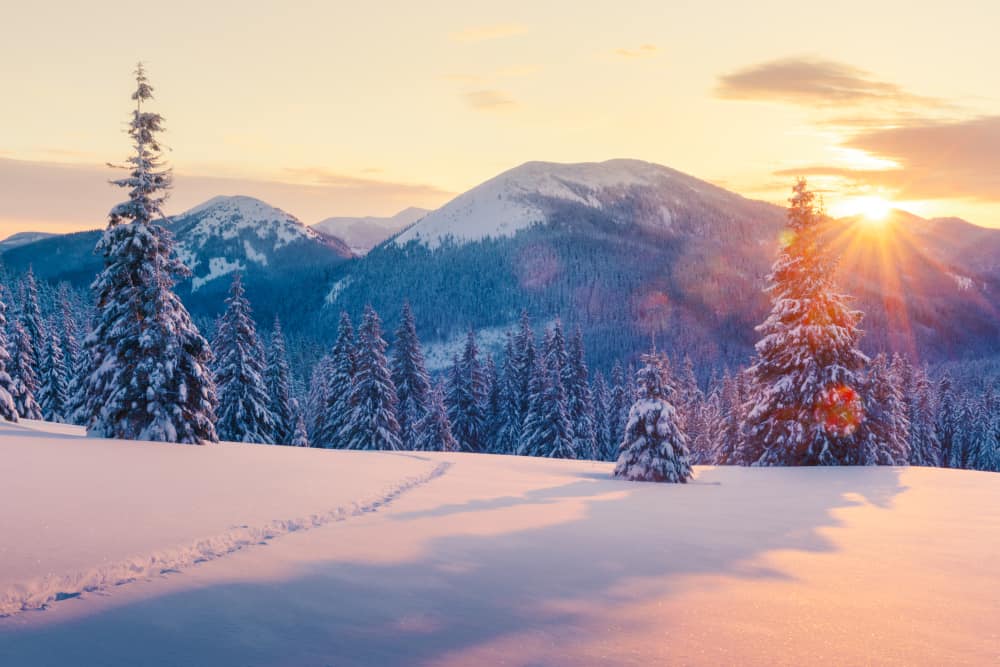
[608,361,630,454]
[390,301,431,450]
[306,353,333,444]
[445,329,487,452]
[614,352,693,483]
[20,267,47,373]
[591,370,613,461]
[57,283,81,374]
[741,179,868,466]
[265,316,296,444]
[339,305,401,450]
[290,409,310,448]
[213,274,276,443]
[483,354,503,452]
[494,333,522,455]
[82,64,217,443]
[713,369,747,464]
[935,373,960,467]
[906,363,941,466]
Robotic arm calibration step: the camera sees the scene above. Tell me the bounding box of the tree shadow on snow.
[0,464,907,667]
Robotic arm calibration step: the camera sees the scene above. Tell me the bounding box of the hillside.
[313,207,429,254]
[0,421,997,665]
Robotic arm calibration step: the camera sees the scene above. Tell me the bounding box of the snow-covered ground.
[1,420,998,666]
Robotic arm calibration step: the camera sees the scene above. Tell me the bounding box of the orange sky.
[1,1,998,234]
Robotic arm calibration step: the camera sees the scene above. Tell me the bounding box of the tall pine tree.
[317,313,357,448]
[82,64,217,443]
[265,316,296,444]
[38,329,69,423]
[445,330,487,452]
[0,287,20,422]
[741,179,868,466]
[8,320,43,420]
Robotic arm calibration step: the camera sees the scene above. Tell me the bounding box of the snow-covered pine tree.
[57,283,81,374]
[518,326,576,458]
[856,354,910,465]
[741,179,868,466]
[688,390,719,464]
[390,301,431,450]
[566,327,596,459]
[339,305,401,451]
[445,329,487,452]
[591,370,613,461]
[511,311,537,435]
[483,354,503,452]
[906,363,941,466]
[213,274,276,444]
[713,369,747,464]
[317,312,357,448]
[494,333,522,455]
[8,319,43,420]
[935,373,960,467]
[414,383,459,452]
[19,267,47,373]
[0,287,21,422]
[265,316,296,444]
[306,353,333,443]
[38,329,69,423]
[614,352,693,483]
[82,64,217,443]
[290,409,310,448]
[608,361,630,453]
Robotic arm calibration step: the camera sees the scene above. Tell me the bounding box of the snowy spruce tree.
[608,361,630,453]
[8,320,43,420]
[317,312,356,448]
[57,283,82,373]
[518,326,576,458]
[903,361,940,466]
[493,333,523,455]
[591,370,613,461]
[339,305,401,451]
[20,267,47,370]
[82,64,217,443]
[741,179,868,466]
[213,274,276,444]
[38,330,69,423]
[0,288,21,422]
[856,354,910,465]
[613,352,693,483]
[566,328,596,459]
[390,301,431,450]
[290,410,310,448]
[265,316,296,444]
[445,330,487,452]
[306,353,334,443]
[414,383,459,452]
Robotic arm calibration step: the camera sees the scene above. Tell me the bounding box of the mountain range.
[2,159,998,371]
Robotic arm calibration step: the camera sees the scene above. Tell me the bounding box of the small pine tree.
[82,64,217,443]
[519,326,576,458]
[713,369,747,464]
[614,353,693,483]
[38,330,69,423]
[414,383,459,452]
[0,288,21,422]
[318,313,357,448]
[494,333,522,455]
[213,274,276,443]
[265,316,296,444]
[935,373,960,467]
[608,361,630,453]
[390,301,431,450]
[906,363,941,466]
[306,353,334,443]
[591,370,613,461]
[483,355,503,452]
[339,305,401,451]
[290,409,310,447]
[8,320,43,420]
[742,179,868,466]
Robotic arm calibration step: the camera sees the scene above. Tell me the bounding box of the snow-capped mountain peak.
[394,159,771,248]
[169,195,352,290]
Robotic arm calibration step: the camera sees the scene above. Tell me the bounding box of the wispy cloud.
[715,57,942,108]
[462,89,518,112]
[613,44,657,59]
[774,116,1000,201]
[450,23,529,43]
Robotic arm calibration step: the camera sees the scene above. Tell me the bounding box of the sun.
[835,195,893,224]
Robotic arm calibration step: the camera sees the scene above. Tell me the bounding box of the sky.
[1,0,998,235]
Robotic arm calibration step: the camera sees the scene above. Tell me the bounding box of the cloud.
[613,44,657,59]
[450,23,529,43]
[715,57,941,108]
[774,116,1000,201]
[0,158,453,235]
[463,89,518,111]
